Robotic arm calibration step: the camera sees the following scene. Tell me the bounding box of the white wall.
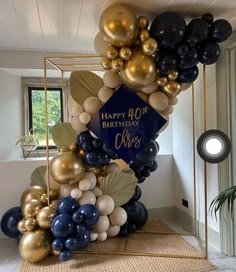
[0,70,22,161]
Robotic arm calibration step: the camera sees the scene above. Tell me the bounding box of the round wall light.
[197,129,231,163]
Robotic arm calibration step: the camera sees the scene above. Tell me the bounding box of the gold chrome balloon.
[99,4,138,47]
[22,199,43,218]
[119,47,132,61]
[138,29,150,42]
[106,46,119,60]
[50,151,85,184]
[86,167,102,176]
[168,70,179,81]
[36,207,57,229]
[59,146,70,153]
[157,77,168,87]
[50,200,58,210]
[111,58,124,72]
[17,219,27,234]
[24,217,37,231]
[19,228,52,263]
[163,81,182,97]
[21,186,46,205]
[120,48,156,89]
[40,194,48,205]
[142,38,158,55]
[101,57,111,70]
[138,16,149,29]
[181,83,192,91]
[49,189,58,200]
[69,143,78,152]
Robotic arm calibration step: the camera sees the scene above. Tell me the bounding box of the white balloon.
[148,91,169,112]
[96,195,115,216]
[90,232,98,242]
[78,179,91,191]
[68,95,84,116]
[107,225,120,237]
[103,71,122,89]
[98,86,114,104]
[94,32,109,56]
[105,163,120,174]
[60,184,77,198]
[168,96,178,106]
[79,112,91,125]
[83,97,102,115]
[78,191,96,205]
[161,105,174,115]
[97,232,107,241]
[140,80,159,95]
[71,115,87,134]
[109,207,127,226]
[93,215,110,233]
[70,188,82,199]
[91,186,103,197]
[81,172,97,189]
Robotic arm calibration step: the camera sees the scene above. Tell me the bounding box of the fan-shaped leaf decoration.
[31,166,47,188]
[70,71,104,105]
[51,122,77,147]
[99,171,137,207]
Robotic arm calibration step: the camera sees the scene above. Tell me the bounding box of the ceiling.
[0,0,236,53]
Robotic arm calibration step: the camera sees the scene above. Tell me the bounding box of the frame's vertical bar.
[61,70,65,122]
[203,64,208,258]
[44,57,50,207]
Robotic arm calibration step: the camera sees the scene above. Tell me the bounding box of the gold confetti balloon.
[120,48,156,89]
[50,151,85,184]
[22,199,43,218]
[19,228,52,263]
[36,207,57,229]
[142,38,158,55]
[163,81,181,97]
[99,4,138,47]
[21,186,46,205]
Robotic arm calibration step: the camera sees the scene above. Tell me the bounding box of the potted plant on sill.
[16,129,39,159]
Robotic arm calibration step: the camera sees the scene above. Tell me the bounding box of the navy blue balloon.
[125,201,148,229]
[81,142,93,151]
[177,43,189,57]
[85,150,109,167]
[178,65,199,83]
[65,237,80,251]
[75,226,90,249]
[187,18,209,44]
[51,214,75,238]
[150,12,186,49]
[138,176,146,184]
[202,13,214,24]
[0,207,22,238]
[150,160,158,172]
[185,35,198,48]
[52,238,64,251]
[59,249,71,262]
[72,211,84,224]
[211,19,232,43]
[76,131,93,146]
[156,53,177,75]
[134,140,158,165]
[198,41,220,65]
[57,197,79,215]
[129,186,142,203]
[178,47,199,69]
[75,223,88,235]
[74,204,99,226]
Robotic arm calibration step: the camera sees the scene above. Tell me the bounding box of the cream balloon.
[78,179,91,191]
[79,112,91,125]
[109,207,127,226]
[91,186,103,197]
[60,184,77,198]
[71,115,87,134]
[103,70,122,88]
[96,195,115,216]
[68,95,84,116]
[78,191,96,205]
[148,91,169,112]
[140,80,159,95]
[168,96,178,106]
[70,188,82,199]
[83,97,102,115]
[97,232,107,241]
[161,105,174,115]
[107,225,120,237]
[94,32,109,56]
[90,232,98,241]
[98,86,114,103]
[44,170,61,191]
[105,163,120,174]
[93,215,110,233]
[136,92,148,103]
[81,172,97,190]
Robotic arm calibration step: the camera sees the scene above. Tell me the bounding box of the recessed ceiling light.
[47,24,52,28]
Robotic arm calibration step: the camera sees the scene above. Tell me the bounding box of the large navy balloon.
[134,139,159,165]
[65,237,80,251]
[178,65,199,83]
[211,19,232,43]
[178,47,199,69]
[75,224,90,249]
[0,207,22,238]
[150,12,186,50]
[187,18,209,44]
[125,201,148,228]
[84,150,109,167]
[156,53,177,75]
[73,204,99,226]
[57,197,79,215]
[51,214,75,238]
[198,41,220,65]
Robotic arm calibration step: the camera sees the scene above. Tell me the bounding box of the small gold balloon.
[17,220,27,233]
[36,207,57,229]
[181,83,192,91]
[78,149,85,158]
[142,38,158,55]
[138,16,149,29]
[69,143,78,152]
[111,58,124,72]
[97,173,107,184]
[99,4,138,47]
[22,199,43,218]
[106,46,119,60]
[119,47,132,61]
[50,249,60,256]
[21,186,46,205]
[120,48,156,89]
[138,29,150,42]
[50,151,85,185]
[40,194,48,205]
[50,200,58,210]
[168,70,179,81]
[101,57,111,70]
[49,190,58,200]
[163,81,182,97]
[19,228,52,263]
[25,217,37,231]
[87,167,102,176]
[157,77,168,87]
[59,146,70,153]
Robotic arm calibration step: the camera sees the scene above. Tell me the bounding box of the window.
[28,87,63,148]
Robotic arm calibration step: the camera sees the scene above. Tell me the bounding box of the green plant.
[210,186,236,219]
[15,129,39,146]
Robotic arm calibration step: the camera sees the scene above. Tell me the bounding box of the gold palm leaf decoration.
[70,71,104,105]
[99,171,137,207]
[31,166,47,188]
[51,122,77,148]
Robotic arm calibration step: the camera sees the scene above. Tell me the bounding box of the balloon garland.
[0,3,232,264]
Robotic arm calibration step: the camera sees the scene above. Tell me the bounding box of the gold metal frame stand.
[43,56,208,260]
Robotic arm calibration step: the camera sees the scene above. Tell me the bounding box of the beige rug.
[18,220,216,272]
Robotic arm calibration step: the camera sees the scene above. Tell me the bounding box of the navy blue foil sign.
[87,85,167,163]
